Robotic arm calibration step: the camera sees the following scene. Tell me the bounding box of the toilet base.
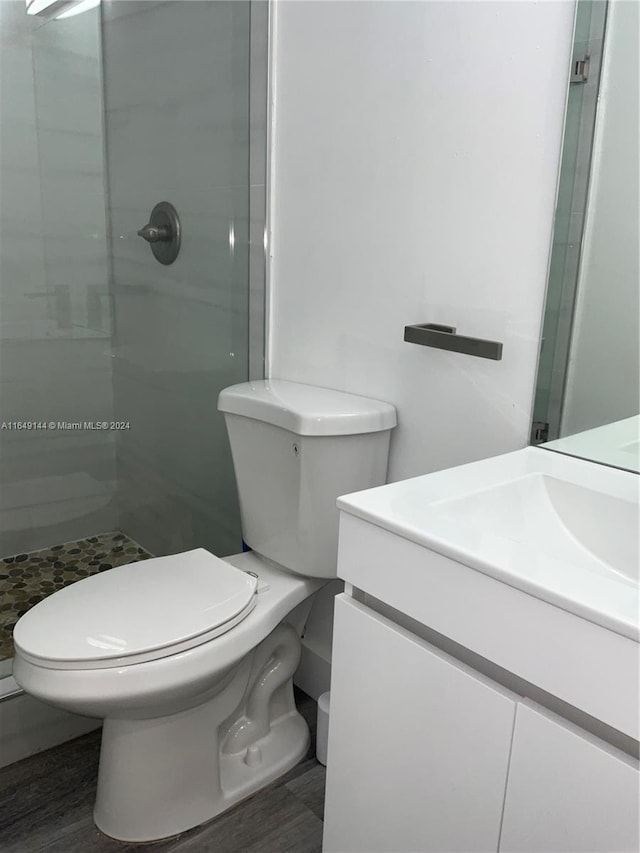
[95,707,309,843]
[93,622,310,842]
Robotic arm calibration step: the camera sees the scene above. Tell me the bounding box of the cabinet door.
[323,595,517,853]
[500,701,640,853]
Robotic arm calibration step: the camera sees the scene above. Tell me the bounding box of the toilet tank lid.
[218,380,397,436]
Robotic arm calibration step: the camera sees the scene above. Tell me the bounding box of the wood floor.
[0,689,326,853]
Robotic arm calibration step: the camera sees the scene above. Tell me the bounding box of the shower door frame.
[248,0,269,381]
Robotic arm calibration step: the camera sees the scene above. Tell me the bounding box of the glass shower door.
[0,0,117,677]
[102,0,252,558]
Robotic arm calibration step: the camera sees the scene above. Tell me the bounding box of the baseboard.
[294,641,332,701]
[0,688,100,769]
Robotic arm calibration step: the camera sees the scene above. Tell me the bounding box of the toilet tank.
[218,380,396,579]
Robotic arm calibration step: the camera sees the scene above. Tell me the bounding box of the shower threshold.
[0,532,151,663]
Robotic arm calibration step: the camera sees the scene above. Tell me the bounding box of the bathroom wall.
[267,0,576,695]
[561,0,639,435]
[0,2,115,557]
[102,1,252,558]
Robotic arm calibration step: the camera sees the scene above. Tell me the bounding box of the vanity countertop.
[337,446,639,641]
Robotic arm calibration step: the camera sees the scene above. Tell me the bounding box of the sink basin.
[337,447,639,639]
[432,473,638,584]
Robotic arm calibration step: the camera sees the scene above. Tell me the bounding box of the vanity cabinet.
[324,447,639,852]
[323,596,518,853]
[323,595,640,853]
[500,702,640,853]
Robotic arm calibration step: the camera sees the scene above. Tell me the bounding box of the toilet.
[12,380,396,843]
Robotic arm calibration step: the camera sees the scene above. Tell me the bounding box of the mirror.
[532,0,639,472]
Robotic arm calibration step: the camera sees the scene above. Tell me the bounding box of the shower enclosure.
[0,0,266,686]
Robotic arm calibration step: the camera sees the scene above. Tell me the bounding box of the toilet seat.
[13,549,258,671]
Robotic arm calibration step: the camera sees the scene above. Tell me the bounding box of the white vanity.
[323,447,639,853]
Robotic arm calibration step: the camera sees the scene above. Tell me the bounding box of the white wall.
[561,0,639,436]
[268,0,575,695]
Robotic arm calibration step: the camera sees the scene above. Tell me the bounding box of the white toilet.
[12,380,396,843]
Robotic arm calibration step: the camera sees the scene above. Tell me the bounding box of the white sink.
[337,447,639,640]
[430,473,638,584]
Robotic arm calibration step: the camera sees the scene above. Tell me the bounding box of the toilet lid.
[13,549,258,668]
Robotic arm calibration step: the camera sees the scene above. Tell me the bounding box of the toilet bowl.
[12,380,396,842]
[14,551,323,841]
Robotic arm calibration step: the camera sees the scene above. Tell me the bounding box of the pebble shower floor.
[0,532,151,661]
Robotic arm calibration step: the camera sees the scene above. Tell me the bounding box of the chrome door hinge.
[531,421,550,445]
[570,54,590,83]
